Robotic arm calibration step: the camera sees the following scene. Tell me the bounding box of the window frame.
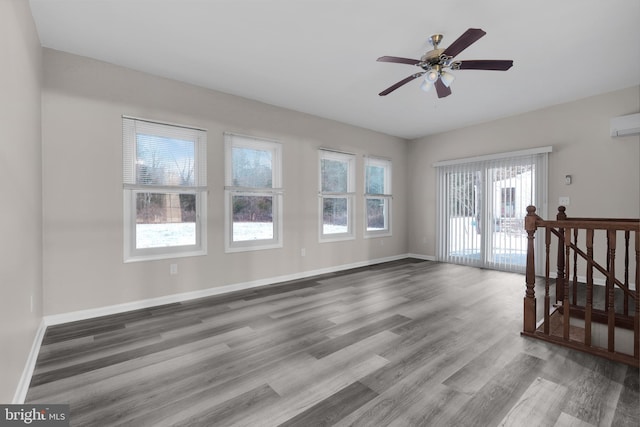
[122,117,207,263]
[364,156,392,238]
[224,133,283,253]
[318,149,356,242]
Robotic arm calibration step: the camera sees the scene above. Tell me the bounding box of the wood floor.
[26,259,639,426]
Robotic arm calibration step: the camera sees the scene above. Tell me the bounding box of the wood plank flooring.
[26,259,639,426]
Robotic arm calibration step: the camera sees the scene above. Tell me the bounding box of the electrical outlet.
[170,264,178,275]
[301,248,306,257]
[559,196,570,206]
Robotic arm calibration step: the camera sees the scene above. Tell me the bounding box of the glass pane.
[232,147,273,188]
[487,164,533,267]
[136,192,196,248]
[366,165,385,194]
[447,171,481,261]
[321,159,348,192]
[232,195,274,241]
[501,187,516,218]
[136,134,195,186]
[366,198,387,231]
[323,197,348,234]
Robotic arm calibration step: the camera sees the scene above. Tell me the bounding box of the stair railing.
[522,205,639,367]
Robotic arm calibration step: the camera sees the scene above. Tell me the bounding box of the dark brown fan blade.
[377,56,422,66]
[457,60,513,70]
[442,28,486,59]
[434,79,452,98]
[378,72,425,96]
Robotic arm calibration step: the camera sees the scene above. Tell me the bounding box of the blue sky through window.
[136,134,195,186]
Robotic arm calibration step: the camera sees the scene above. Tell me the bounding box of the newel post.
[556,206,567,302]
[524,205,538,333]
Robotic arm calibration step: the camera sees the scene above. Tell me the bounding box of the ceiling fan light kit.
[440,71,455,87]
[425,69,440,83]
[419,80,433,92]
[377,28,513,98]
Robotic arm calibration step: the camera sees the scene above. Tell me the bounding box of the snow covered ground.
[136,223,196,248]
[137,221,381,248]
[232,222,274,241]
[448,216,527,266]
[136,221,277,247]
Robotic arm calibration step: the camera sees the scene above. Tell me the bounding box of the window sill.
[364,231,392,239]
[224,242,283,253]
[124,248,207,263]
[319,235,356,243]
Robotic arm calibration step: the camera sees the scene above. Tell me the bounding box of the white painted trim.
[13,319,47,404]
[535,316,547,330]
[406,253,437,261]
[122,114,207,132]
[43,254,417,326]
[432,145,553,167]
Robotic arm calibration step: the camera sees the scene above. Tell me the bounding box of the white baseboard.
[43,254,421,327]
[407,253,437,262]
[13,319,47,404]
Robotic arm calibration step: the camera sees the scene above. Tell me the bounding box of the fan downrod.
[428,34,443,48]
[421,34,446,66]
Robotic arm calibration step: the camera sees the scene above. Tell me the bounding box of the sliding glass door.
[436,149,549,273]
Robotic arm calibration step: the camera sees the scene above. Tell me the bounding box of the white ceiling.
[29,0,640,140]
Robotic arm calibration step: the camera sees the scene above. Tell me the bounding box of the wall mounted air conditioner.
[610,113,640,137]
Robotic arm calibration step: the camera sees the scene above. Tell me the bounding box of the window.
[501,187,516,218]
[365,156,392,237]
[225,133,283,252]
[123,117,207,262]
[435,147,550,273]
[319,149,355,241]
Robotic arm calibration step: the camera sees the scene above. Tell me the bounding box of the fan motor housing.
[420,48,444,69]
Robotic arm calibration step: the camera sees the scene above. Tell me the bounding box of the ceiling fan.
[377,28,513,98]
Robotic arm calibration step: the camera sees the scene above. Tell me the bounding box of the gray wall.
[0,0,43,403]
[41,49,408,316]
[407,86,640,268]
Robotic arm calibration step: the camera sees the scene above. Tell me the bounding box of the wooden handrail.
[522,205,639,367]
[535,219,639,231]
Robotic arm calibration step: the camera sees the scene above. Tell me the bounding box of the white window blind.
[435,147,550,273]
[123,118,206,188]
